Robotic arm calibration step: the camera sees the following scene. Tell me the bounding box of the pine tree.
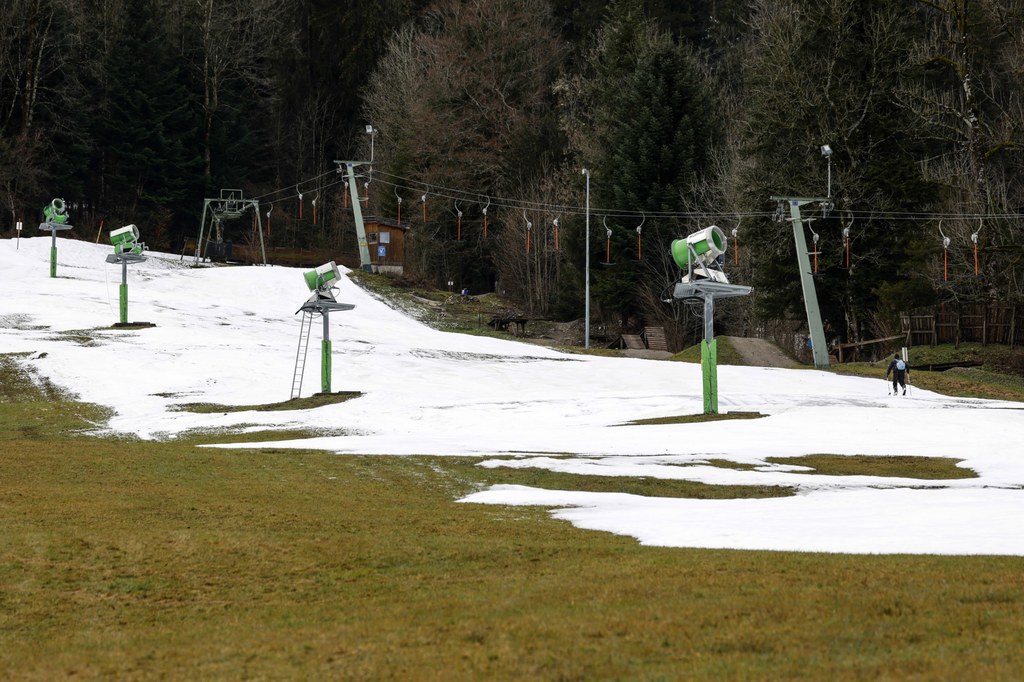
[97,0,202,247]
[735,0,940,342]
[577,1,721,328]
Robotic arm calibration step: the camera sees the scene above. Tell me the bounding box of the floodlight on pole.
[821,144,833,201]
[365,125,377,163]
[582,168,592,346]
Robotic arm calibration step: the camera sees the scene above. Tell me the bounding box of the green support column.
[345,163,373,272]
[50,245,57,278]
[770,196,831,369]
[119,283,128,324]
[321,339,332,394]
[701,338,718,414]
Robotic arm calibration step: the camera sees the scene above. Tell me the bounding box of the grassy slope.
[5,288,1024,678]
[5,438,1024,680]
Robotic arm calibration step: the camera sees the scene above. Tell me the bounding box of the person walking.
[886,354,910,395]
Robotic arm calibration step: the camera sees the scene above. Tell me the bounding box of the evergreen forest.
[4,0,1024,349]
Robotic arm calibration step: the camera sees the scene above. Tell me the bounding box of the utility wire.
[249,167,1024,222]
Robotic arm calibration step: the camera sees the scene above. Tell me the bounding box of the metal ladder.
[291,311,313,399]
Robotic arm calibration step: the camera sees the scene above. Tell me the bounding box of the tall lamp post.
[582,168,591,349]
[821,144,833,200]
[366,125,377,162]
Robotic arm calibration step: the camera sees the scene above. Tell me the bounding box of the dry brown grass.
[4,353,1024,679]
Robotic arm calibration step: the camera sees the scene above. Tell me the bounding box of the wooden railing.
[901,302,1022,347]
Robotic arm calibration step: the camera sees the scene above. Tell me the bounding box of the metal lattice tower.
[194,189,266,265]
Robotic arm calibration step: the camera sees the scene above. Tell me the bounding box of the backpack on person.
[895,358,906,371]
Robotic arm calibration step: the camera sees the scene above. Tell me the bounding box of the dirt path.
[722,336,799,368]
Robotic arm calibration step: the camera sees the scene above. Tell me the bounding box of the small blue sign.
[377,245,387,258]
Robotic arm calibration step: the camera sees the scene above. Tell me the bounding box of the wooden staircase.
[641,326,668,351]
[619,334,646,350]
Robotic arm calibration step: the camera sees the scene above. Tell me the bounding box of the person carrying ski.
[886,354,910,395]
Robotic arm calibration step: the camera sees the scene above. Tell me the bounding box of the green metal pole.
[321,339,332,393]
[254,200,267,265]
[321,313,331,393]
[771,196,830,369]
[50,231,57,278]
[119,283,128,324]
[346,163,373,272]
[700,295,719,414]
[120,260,129,324]
[701,338,719,414]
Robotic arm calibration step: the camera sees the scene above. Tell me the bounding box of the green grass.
[768,454,978,480]
[669,336,746,365]
[350,271,523,339]
[623,411,765,426]
[4,443,1024,679]
[170,427,353,445]
[447,457,794,499]
[175,391,362,413]
[4,352,1024,679]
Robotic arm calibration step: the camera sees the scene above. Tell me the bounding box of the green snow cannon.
[43,198,68,224]
[304,261,342,292]
[671,225,726,269]
[110,224,143,254]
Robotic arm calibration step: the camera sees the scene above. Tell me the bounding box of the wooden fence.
[901,302,1023,347]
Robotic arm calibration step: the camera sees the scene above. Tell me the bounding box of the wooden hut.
[363,215,410,275]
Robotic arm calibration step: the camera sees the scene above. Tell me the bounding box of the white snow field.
[3,235,1024,555]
